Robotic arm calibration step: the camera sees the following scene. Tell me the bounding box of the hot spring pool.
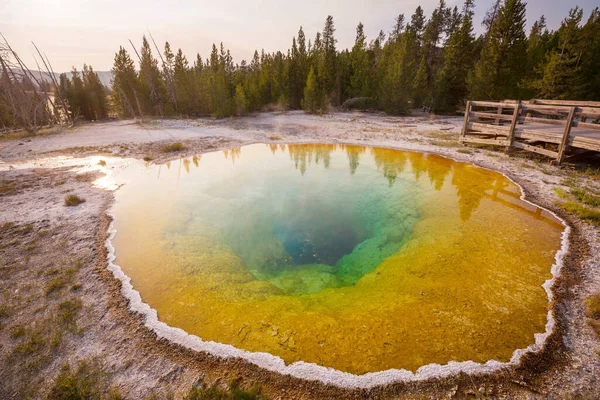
[110,144,564,375]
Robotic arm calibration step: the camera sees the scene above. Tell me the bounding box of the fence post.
[557,106,577,164]
[505,101,521,153]
[460,101,471,143]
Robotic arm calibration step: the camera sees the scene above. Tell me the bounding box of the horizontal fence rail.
[459,99,600,163]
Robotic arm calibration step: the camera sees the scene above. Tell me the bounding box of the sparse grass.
[1,221,15,231]
[554,180,600,225]
[10,325,26,339]
[75,172,95,182]
[0,304,9,319]
[561,201,600,225]
[586,293,600,338]
[456,148,473,154]
[570,188,600,208]
[0,183,14,195]
[64,194,86,207]
[97,159,106,166]
[25,241,38,251]
[422,130,457,140]
[429,140,463,148]
[13,331,46,356]
[46,275,68,295]
[20,223,34,234]
[161,142,187,153]
[186,380,266,400]
[554,187,569,199]
[37,229,51,237]
[48,360,122,400]
[268,134,283,140]
[57,299,82,332]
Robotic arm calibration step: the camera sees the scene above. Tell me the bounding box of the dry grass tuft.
[586,293,600,338]
[64,194,86,207]
[161,142,187,153]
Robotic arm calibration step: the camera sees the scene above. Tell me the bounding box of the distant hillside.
[22,69,113,88]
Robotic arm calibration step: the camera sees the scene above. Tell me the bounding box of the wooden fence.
[459,99,600,163]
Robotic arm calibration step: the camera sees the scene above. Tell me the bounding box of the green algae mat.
[111,144,564,374]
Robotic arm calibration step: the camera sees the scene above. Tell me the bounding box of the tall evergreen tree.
[579,8,600,100]
[138,36,166,115]
[434,0,476,112]
[350,22,371,98]
[303,66,321,113]
[82,64,108,120]
[111,46,142,117]
[318,16,338,105]
[468,0,527,100]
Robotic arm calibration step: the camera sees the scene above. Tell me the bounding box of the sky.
[2,0,598,73]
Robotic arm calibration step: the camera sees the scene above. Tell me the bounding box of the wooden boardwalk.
[459,99,600,163]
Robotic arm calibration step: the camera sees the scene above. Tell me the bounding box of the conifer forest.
[1,0,599,130]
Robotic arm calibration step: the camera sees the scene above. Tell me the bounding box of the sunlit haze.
[2,0,598,72]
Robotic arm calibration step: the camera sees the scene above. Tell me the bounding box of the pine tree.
[350,22,371,98]
[411,6,426,47]
[433,0,476,112]
[162,41,178,114]
[422,0,448,91]
[234,83,248,116]
[318,16,338,105]
[138,36,166,115]
[111,46,142,117]
[303,66,320,113]
[468,0,527,100]
[378,22,419,114]
[520,16,551,98]
[390,14,405,43]
[579,8,600,100]
[173,48,192,115]
[82,64,108,120]
[534,7,585,99]
[412,56,428,107]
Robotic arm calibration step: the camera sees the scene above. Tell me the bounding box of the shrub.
[186,380,265,400]
[161,143,186,153]
[10,326,26,339]
[586,293,600,338]
[64,195,86,207]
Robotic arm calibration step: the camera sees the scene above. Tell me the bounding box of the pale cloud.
[2,0,598,72]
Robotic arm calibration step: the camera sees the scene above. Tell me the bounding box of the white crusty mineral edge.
[103,153,570,389]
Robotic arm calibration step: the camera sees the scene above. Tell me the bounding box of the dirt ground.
[0,111,599,399]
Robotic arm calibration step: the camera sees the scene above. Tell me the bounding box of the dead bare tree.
[32,42,72,124]
[0,34,69,132]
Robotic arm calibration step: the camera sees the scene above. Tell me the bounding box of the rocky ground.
[0,111,599,399]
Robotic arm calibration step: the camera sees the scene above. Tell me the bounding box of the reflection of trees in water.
[265,144,496,222]
[176,155,202,174]
[451,163,496,222]
[425,155,453,191]
[408,152,427,180]
[223,148,242,164]
[183,158,191,173]
[371,148,407,187]
[192,155,201,167]
[345,145,366,175]
[286,144,337,175]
